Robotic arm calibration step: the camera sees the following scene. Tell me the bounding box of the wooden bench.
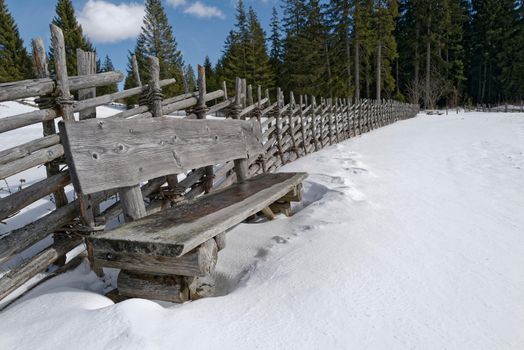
[59,116,307,302]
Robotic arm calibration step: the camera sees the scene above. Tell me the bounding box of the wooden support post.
[76,49,97,120]
[148,56,163,118]
[131,54,142,87]
[241,78,247,109]
[275,88,286,165]
[50,24,74,123]
[233,158,249,183]
[32,38,68,209]
[247,84,254,107]
[196,64,213,194]
[288,91,299,158]
[118,185,147,222]
[299,95,308,155]
[222,81,228,100]
[230,77,242,119]
[328,99,334,145]
[311,96,319,151]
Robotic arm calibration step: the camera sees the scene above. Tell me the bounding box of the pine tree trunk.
[345,32,352,97]
[376,42,382,100]
[425,32,431,108]
[414,25,420,103]
[354,7,360,102]
[325,40,333,98]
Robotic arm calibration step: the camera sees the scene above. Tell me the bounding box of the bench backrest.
[60,117,263,195]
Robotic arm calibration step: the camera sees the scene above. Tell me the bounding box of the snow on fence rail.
[0,24,419,305]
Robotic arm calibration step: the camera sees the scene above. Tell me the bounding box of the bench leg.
[117,270,190,303]
[214,232,226,251]
[115,238,219,303]
[269,201,292,217]
[260,207,276,220]
[185,275,216,300]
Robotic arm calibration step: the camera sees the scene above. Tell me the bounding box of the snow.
[1,105,524,349]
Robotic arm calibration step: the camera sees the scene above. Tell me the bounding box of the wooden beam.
[93,236,217,277]
[0,171,71,221]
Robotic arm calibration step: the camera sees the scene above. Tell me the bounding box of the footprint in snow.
[271,236,289,244]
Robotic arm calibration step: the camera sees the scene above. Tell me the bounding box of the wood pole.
[76,49,97,120]
[32,37,68,209]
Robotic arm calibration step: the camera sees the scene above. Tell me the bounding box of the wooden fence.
[0,24,419,305]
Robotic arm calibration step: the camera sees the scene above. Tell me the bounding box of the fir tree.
[203,55,219,92]
[49,0,94,76]
[469,0,518,104]
[373,0,399,100]
[220,2,273,90]
[124,0,185,103]
[0,0,33,82]
[326,0,353,98]
[281,0,329,97]
[97,55,118,96]
[185,64,197,92]
[246,7,274,89]
[269,7,283,90]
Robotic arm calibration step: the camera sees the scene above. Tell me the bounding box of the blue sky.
[6,0,278,76]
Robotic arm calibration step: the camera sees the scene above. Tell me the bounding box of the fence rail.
[0,24,419,305]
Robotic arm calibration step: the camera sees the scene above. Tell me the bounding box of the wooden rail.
[0,24,419,306]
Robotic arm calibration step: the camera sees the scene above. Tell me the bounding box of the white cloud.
[167,0,187,7]
[183,1,225,19]
[78,0,144,43]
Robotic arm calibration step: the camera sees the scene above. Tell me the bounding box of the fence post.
[275,88,286,165]
[31,38,69,209]
[195,65,213,193]
[299,95,308,155]
[288,92,299,159]
[76,49,97,120]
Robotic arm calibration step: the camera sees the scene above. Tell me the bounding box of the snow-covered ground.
[1,108,523,349]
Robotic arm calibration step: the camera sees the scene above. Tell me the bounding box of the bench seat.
[90,172,307,273]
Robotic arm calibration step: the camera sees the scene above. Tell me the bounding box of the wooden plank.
[90,172,308,258]
[117,271,189,303]
[0,144,64,180]
[0,171,70,221]
[93,237,217,276]
[59,118,263,194]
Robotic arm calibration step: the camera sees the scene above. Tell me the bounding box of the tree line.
[1,0,523,107]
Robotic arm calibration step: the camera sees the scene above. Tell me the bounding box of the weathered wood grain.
[93,237,217,276]
[0,70,123,103]
[117,271,189,303]
[60,117,263,194]
[76,49,97,120]
[0,134,60,165]
[90,172,307,258]
[119,185,147,222]
[0,144,64,180]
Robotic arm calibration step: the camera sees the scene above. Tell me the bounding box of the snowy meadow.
[1,103,523,349]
